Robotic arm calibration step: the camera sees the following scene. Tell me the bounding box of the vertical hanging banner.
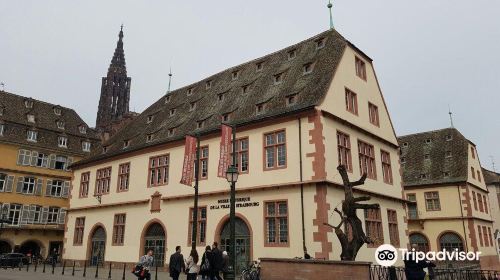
[218,124,233,178]
[180,135,197,186]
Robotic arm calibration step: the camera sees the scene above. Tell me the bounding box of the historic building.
[64,29,408,270]
[399,128,500,270]
[0,91,100,259]
[482,168,500,256]
[95,26,138,140]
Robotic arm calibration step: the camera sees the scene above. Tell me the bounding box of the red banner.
[218,124,233,178]
[180,135,197,186]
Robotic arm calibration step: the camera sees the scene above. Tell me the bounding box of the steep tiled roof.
[75,29,357,167]
[398,128,470,187]
[0,91,100,156]
[482,168,500,185]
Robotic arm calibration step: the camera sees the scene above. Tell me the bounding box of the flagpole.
[192,134,200,251]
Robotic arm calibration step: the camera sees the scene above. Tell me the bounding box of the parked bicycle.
[240,260,260,280]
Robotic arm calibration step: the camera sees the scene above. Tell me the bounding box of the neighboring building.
[95,26,138,140]
[483,168,500,256]
[0,90,99,259]
[399,128,500,270]
[64,29,408,270]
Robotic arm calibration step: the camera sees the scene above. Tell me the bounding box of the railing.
[370,265,500,280]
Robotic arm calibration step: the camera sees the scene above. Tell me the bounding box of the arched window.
[409,233,429,252]
[439,232,464,251]
[144,223,165,267]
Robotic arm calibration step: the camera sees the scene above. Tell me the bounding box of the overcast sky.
[1,1,499,170]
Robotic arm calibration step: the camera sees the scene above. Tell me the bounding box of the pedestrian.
[185,249,200,280]
[221,251,229,279]
[211,242,223,280]
[51,248,58,265]
[404,244,435,280]
[169,246,185,280]
[200,246,214,280]
[137,249,154,280]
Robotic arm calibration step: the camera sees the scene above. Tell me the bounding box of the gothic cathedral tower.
[96,26,131,133]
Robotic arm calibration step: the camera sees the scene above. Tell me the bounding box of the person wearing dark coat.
[201,246,216,280]
[169,246,185,280]
[404,244,436,280]
[211,242,223,280]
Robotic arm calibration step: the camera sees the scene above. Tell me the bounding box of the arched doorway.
[220,217,251,274]
[409,233,430,252]
[0,240,12,254]
[20,240,42,260]
[143,223,166,267]
[90,226,106,266]
[439,232,464,251]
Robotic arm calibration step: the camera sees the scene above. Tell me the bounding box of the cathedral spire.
[110,25,126,72]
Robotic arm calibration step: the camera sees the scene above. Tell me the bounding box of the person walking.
[211,242,223,280]
[169,246,185,280]
[404,244,435,280]
[200,246,215,280]
[221,251,229,279]
[137,249,154,280]
[185,249,200,280]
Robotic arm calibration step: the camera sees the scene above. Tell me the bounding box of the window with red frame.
[483,226,489,247]
[424,192,441,211]
[368,103,379,126]
[387,209,399,247]
[118,163,130,192]
[95,167,111,195]
[471,167,476,179]
[264,130,286,169]
[478,226,484,247]
[487,227,493,247]
[365,208,383,247]
[199,146,209,179]
[478,194,484,212]
[358,140,376,179]
[80,172,90,197]
[149,154,169,187]
[188,207,207,246]
[477,170,482,182]
[381,150,393,184]
[265,201,288,245]
[484,195,488,214]
[355,56,367,80]
[112,214,126,245]
[73,217,85,245]
[337,131,352,172]
[231,138,249,173]
[472,191,478,211]
[345,89,358,115]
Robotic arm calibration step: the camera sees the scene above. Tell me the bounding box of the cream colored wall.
[404,185,463,219]
[318,46,398,146]
[486,184,500,236]
[469,184,494,222]
[408,220,467,252]
[467,144,487,192]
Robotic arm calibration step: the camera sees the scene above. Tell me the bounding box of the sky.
[0,1,499,170]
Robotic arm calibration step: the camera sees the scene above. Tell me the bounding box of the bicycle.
[240,260,260,280]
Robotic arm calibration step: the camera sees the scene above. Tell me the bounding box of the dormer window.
[256,62,263,72]
[0,124,4,136]
[402,142,409,147]
[82,141,91,152]
[169,108,176,116]
[222,113,230,122]
[190,102,197,111]
[168,128,175,137]
[123,140,130,149]
[27,130,37,142]
[24,100,33,108]
[147,115,154,124]
[27,114,35,123]
[288,49,296,60]
[445,151,452,158]
[187,88,194,96]
[287,94,297,106]
[424,154,430,160]
[58,136,68,148]
[57,121,65,130]
[0,106,4,116]
[303,62,313,74]
[165,95,171,104]
[419,174,427,179]
[103,146,108,153]
[206,80,213,89]
[273,73,283,84]
[197,120,205,129]
[316,37,326,49]
[79,125,87,134]
[232,70,239,80]
[242,85,249,94]
[425,138,432,144]
[54,107,62,116]
[445,135,452,141]
[401,157,406,163]
[146,134,154,142]
[218,93,225,101]
[256,103,266,115]
[443,171,450,178]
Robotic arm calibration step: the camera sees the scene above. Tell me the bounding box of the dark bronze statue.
[324,165,380,261]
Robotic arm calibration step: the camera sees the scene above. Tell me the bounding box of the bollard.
[155,265,158,280]
[43,260,46,273]
[62,260,66,275]
[83,260,87,277]
[51,261,55,274]
[19,262,22,271]
[26,261,30,271]
[34,260,38,272]
[72,261,75,276]
[95,262,99,278]
[122,263,126,280]
[107,262,112,280]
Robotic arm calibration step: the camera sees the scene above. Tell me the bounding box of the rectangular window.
[118,163,130,192]
[58,136,68,148]
[477,170,482,182]
[358,140,377,179]
[478,194,484,212]
[337,131,352,172]
[231,138,249,173]
[112,214,126,246]
[483,195,488,214]
[47,207,59,224]
[55,156,68,170]
[387,209,400,247]
[80,172,90,198]
[472,191,478,211]
[18,149,32,166]
[22,177,36,194]
[31,205,42,224]
[8,204,22,225]
[149,154,169,187]
[188,207,207,246]
[487,227,493,247]
[424,191,441,211]
[264,130,286,170]
[95,167,112,195]
[49,180,63,197]
[471,167,476,179]
[368,103,380,126]
[36,153,49,168]
[27,130,37,142]
[82,141,91,152]
[0,173,6,192]
[0,124,4,136]
[345,89,358,115]
[199,146,209,179]
[478,225,484,247]
[471,146,475,159]
[381,150,393,184]
[264,201,289,246]
[355,56,367,80]
[365,208,383,247]
[74,217,85,245]
[483,226,489,247]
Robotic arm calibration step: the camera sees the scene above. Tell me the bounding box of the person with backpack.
[185,249,200,280]
[136,249,154,280]
[200,246,215,280]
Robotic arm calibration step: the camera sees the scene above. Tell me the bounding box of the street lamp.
[225,125,239,280]
[225,166,239,184]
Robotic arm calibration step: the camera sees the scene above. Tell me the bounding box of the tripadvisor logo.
[375,244,482,267]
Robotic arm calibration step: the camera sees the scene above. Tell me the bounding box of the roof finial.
[119,24,124,40]
[448,104,454,128]
[121,23,123,31]
[167,67,173,94]
[327,0,334,30]
[490,156,496,172]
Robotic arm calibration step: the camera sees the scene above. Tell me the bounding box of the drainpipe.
[457,185,469,251]
[299,118,307,255]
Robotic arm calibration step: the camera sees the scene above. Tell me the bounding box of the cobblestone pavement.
[0,266,188,280]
